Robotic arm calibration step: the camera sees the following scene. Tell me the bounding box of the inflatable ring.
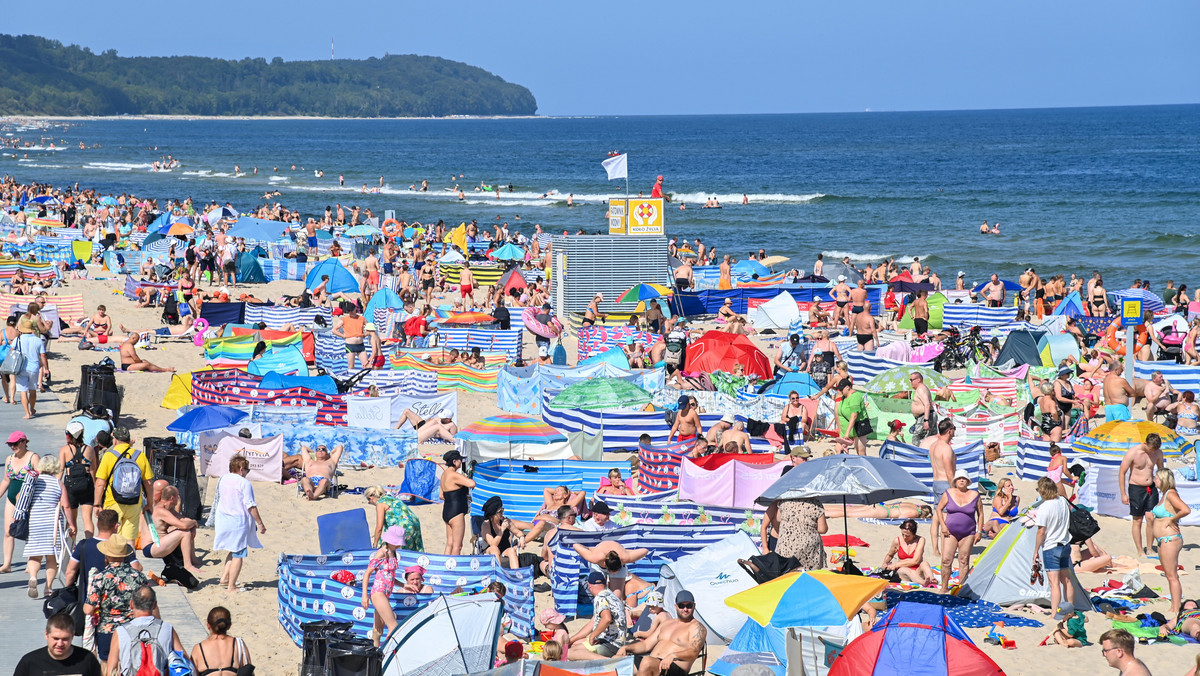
[382,218,403,239]
[193,318,210,347]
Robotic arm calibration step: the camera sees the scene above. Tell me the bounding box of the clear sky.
[7,0,1198,116]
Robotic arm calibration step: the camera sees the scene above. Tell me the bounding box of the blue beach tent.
[305,258,359,294]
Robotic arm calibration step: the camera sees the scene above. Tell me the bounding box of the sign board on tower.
[1121,299,1143,328]
[626,198,664,235]
[608,199,627,234]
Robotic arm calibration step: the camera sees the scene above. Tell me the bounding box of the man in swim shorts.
[459,266,476,309]
[667,396,702,444]
[300,443,345,500]
[1118,434,1164,557]
[305,219,318,249]
[1102,359,1135,422]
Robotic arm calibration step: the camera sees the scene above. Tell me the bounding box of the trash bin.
[146,437,202,521]
[74,363,122,421]
[325,637,382,676]
[300,621,353,676]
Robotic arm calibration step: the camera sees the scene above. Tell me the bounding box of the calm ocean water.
[4,105,1199,287]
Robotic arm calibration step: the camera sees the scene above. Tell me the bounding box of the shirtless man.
[852,292,876,350]
[149,485,203,573]
[119,334,173,372]
[922,419,957,554]
[909,256,922,277]
[705,414,734,447]
[1118,433,1165,557]
[459,265,476,309]
[831,275,852,326]
[722,420,751,453]
[1142,370,1178,419]
[619,590,707,676]
[813,253,824,278]
[1102,359,1135,422]
[300,443,346,500]
[667,396,703,444]
[361,249,380,301]
[304,219,318,250]
[909,372,936,443]
[695,239,706,263]
[984,274,1006,308]
[911,290,930,338]
[673,260,693,291]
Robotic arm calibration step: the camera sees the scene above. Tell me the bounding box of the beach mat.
[317,509,371,554]
[883,590,1044,628]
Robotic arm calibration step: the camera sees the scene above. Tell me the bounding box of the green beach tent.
[898,292,948,330]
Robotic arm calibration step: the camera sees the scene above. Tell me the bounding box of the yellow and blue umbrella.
[616,283,673,303]
[725,569,887,628]
[1074,419,1191,456]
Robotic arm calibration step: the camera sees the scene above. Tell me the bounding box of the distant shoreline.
[1,114,545,122]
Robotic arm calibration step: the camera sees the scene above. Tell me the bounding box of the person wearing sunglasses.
[618,590,707,676]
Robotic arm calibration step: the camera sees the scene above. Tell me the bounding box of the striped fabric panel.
[1133,360,1200,393]
[844,351,907,383]
[591,497,766,545]
[637,441,692,492]
[548,524,741,618]
[259,259,314,281]
[949,410,1023,453]
[1016,439,1120,481]
[191,368,349,425]
[469,459,616,520]
[243,305,332,330]
[0,259,60,282]
[437,263,507,287]
[948,377,1023,401]
[438,327,522,359]
[542,401,776,453]
[122,275,177,300]
[390,353,500,392]
[879,439,987,496]
[0,292,86,322]
[576,326,663,361]
[397,348,509,368]
[941,304,1019,327]
[50,228,85,239]
[982,321,1044,341]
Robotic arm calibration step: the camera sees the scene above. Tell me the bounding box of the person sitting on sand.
[299,443,345,500]
[84,305,113,343]
[1050,610,1089,648]
[394,409,458,442]
[1165,599,1200,641]
[985,478,1020,537]
[878,519,936,586]
[595,468,634,496]
[539,505,581,564]
[824,501,933,520]
[1072,538,1113,574]
[480,496,532,569]
[119,334,174,372]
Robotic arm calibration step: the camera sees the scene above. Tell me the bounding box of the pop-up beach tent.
[958,502,1094,611]
[1038,333,1080,367]
[380,594,503,676]
[898,292,947,330]
[235,251,267,284]
[830,602,1004,676]
[992,329,1044,368]
[1050,291,1086,318]
[657,532,760,644]
[305,258,359,294]
[750,291,801,333]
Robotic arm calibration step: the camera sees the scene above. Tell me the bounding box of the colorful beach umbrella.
[725,569,886,628]
[99,196,119,206]
[684,331,772,380]
[441,311,496,324]
[458,414,566,443]
[1074,419,1191,456]
[616,283,673,303]
[343,224,382,237]
[29,195,62,206]
[547,378,651,410]
[1108,288,1165,314]
[166,404,248,433]
[490,242,526,261]
[28,216,63,228]
[863,364,950,393]
[158,221,194,237]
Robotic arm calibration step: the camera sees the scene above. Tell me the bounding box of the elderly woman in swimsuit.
[824,501,933,520]
[984,478,1020,537]
[524,485,587,541]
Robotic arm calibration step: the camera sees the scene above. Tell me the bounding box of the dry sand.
[32,273,1196,675]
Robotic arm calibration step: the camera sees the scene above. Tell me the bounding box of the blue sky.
[8,0,1198,115]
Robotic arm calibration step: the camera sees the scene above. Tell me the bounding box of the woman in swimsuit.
[595,469,633,497]
[1148,469,1190,617]
[525,485,586,541]
[1184,318,1200,366]
[933,471,982,594]
[0,432,39,573]
[480,497,530,569]
[400,565,433,594]
[191,607,252,676]
[1169,599,1200,641]
[880,519,936,585]
[1072,538,1112,574]
[1046,443,1070,498]
[1169,390,1200,434]
[0,315,17,404]
[1037,382,1064,443]
[805,330,840,388]
[572,541,650,601]
[777,391,812,450]
[1088,280,1108,316]
[582,294,606,327]
[439,450,475,556]
[823,502,933,520]
[361,525,405,646]
[717,298,737,323]
[984,478,1020,537]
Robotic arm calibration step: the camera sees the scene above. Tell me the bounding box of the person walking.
[59,421,97,540]
[1032,477,1075,620]
[108,586,184,676]
[211,455,266,593]
[768,495,827,571]
[83,534,149,664]
[0,430,39,572]
[24,455,72,599]
[361,525,405,646]
[366,485,423,552]
[13,614,102,676]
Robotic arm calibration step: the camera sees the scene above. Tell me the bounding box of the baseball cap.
[676,590,696,605]
[677,395,690,407]
[587,571,607,585]
[789,446,811,458]
[645,590,665,607]
[7,431,27,444]
[590,501,611,515]
[837,275,846,282]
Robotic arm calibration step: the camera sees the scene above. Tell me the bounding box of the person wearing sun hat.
[539,607,571,651]
[83,533,149,662]
[361,525,405,645]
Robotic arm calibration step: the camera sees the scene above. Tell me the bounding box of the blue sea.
[4,105,1199,287]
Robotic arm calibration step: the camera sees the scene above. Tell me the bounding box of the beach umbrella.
[441,311,495,324]
[99,196,119,206]
[490,242,526,261]
[725,569,886,628]
[206,205,239,222]
[547,378,651,410]
[30,195,62,206]
[1108,288,1165,314]
[863,364,950,393]
[1074,419,1191,457]
[157,221,194,237]
[458,414,566,444]
[616,283,673,303]
[166,404,248,433]
[343,224,382,238]
[228,216,290,242]
[821,263,864,283]
[733,260,770,278]
[760,255,790,268]
[684,331,772,380]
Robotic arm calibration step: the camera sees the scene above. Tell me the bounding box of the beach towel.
[883,590,1044,628]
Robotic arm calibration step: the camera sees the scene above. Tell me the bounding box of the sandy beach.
[9,270,1183,676]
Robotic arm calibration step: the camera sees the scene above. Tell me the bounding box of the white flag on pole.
[601,153,628,181]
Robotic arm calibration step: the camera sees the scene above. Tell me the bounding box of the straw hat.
[98,534,133,558]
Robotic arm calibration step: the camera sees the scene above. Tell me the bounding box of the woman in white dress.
[25,455,72,598]
[212,455,266,593]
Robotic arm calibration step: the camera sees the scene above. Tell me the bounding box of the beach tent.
[380,594,503,676]
[750,291,801,333]
[496,266,528,295]
[709,618,788,676]
[958,502,1094,611]
[887,271,935,294]
[763,371,821,398]
[657,532,760,644]
[246,345,309,376]
[228,215,290,242]
[992,329,1044,368]
[898,292,947,330]
[830,602,1004,676]
[234,251,267,284]
[1050,291,1086,318]
[733,259,771,278]
[365,287,404,323]
[1038,333,1080,368]
[160,373,195,409]
[820,263,862,283]
[685,331,772,379]
[305,258,358,294]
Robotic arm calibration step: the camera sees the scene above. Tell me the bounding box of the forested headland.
[0,34,538,117]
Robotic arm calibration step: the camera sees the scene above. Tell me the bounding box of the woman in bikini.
[879,519,936,585]
[717,298,737,323]
[1036,382,1063,443]
[823,502,933,520]
[439,450,474,555]
[0,433,39,573]
[1045,443,1070,498]
[525,485,587,541]
[1169,390,1200,434]
[1088,279,1108,316]
[191,607,253,676]
[1148,469,1190,617]
[805,330,840,389]
[984,478,1020,537]
[776,391,812,450]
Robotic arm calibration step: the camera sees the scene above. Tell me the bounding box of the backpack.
[1068,504,1101,545]
[63,445,92,494]
[120,619,167,676]
[161,294,180,326]
[108,447,144,505]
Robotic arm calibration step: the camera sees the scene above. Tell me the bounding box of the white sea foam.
[268,175,289,182]
[821,250,931,264]
[668,192,825,205]
[84,161,153,172]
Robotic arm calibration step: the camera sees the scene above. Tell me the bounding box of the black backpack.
[63,445,92,494]
[1068,504,1100,544]
[161,293,180,325]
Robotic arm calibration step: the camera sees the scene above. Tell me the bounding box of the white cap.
[721,413,736,424]
[65,421,85,439]
[837,275,846,282]
[538,345,549,357]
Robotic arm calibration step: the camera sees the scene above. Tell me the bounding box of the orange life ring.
[382,218,403,238]
[1103,323,1147,356]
